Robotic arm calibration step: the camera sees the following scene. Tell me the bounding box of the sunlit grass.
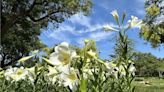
[133,77,164,92]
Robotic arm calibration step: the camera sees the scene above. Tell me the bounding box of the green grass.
[133,77,164,92]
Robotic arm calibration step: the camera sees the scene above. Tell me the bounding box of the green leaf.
[18,56,33,62]
[80,79,87,92]
[97,59,105,64]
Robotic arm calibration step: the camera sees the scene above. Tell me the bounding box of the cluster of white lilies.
[0,41,136,91]
[103,10,142,32]
[47,42,78,90]
[3,66,34,82]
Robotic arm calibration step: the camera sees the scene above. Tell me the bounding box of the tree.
[0,24,46,68]
[156,58,164,78]
[140,0,164,47]
[1,0,92,68]
[133,52,164,77]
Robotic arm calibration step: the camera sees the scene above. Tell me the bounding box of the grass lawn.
[133,77,164,92]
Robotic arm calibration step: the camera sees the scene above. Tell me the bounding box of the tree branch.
[28,10,61,22]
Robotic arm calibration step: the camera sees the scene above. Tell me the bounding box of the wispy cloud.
[78,24,103,33]
[43,13,115,46]
[88,31,113,41]
[42,24,76,43]
[68,13,91,28]
[77,31,113,46]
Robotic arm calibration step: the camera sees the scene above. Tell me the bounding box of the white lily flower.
[26,66,35,75]
[49,42,76,66]
[129,65,135,73]
[111,10,119,23]
[118,65,126,77]
[83,68,93,79]
[71,51,77,58]
[49,52,64,66]
[47,66,58,76]
[12,67,29,81]
[112,67,119,79]
[48,42,77,77]
[104,61,119,79]
[129,64,136,76]
[128,16,142,28]
[55,42,69,54]
[104,61,117,70]
[57,65,70,74]
[4,67,31,81]
[60,68,78,91]
[4,67,14,80]
[46,66,58,83]
[103,24,118,32]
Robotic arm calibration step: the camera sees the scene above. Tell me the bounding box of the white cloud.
[89,31,113,41]
[68,13,91,28]
[77,31,113,46]
[42,24,76,43]
[78,24,103,33]
[47,31,72,43]
[77,22,119,34]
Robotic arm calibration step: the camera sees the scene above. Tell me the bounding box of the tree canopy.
[140,0,164,47]
[2,0,92,35]
[133,52,164,77]
[1,0,92,68]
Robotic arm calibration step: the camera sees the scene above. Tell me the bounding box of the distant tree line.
[133,52,164,77]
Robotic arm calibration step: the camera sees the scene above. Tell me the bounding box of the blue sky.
[40,0,164,59]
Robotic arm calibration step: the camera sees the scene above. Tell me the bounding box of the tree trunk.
[158,71,162,78]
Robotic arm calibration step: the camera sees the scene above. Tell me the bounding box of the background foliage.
[140,0,164,47]
[133,52,164,77]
